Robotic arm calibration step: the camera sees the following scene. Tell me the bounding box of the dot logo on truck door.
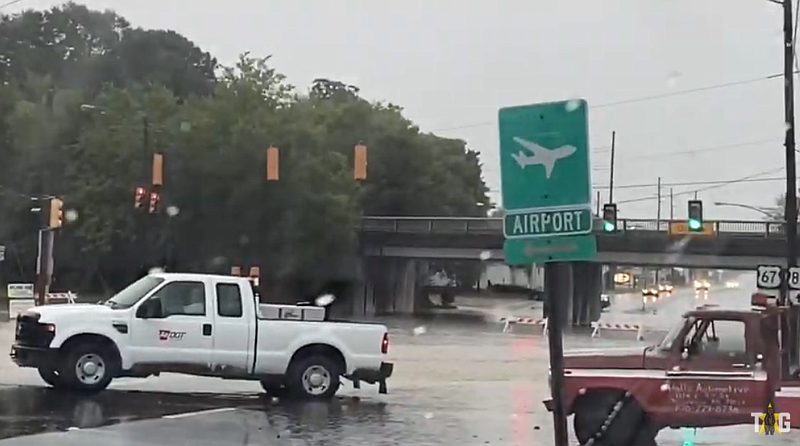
[158,330,186,341]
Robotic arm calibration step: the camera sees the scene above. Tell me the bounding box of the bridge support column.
[586,263,603,324]
[571,262,589,327]
[392,258,418,314]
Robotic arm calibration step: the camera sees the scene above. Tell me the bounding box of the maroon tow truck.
[544,292,800,445]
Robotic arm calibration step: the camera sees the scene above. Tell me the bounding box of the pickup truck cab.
[544,293,800,445]
[10,273,393,399]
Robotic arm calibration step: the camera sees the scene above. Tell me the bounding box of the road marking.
[162,407,236,420]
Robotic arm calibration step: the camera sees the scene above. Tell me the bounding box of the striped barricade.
[499,316,548,335]
[591,320,644,341]
[45,291,77,304]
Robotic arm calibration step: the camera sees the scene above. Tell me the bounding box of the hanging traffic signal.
[152,153,163,186]
[48,198,63,229]
[266,146,279,181]
[134,187,147,209]
[602,203,617,232]
[354,143,367,180]
[148,191,160,214]
[688,200,703,231]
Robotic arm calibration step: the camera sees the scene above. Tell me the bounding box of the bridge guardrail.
[360,216,787,237]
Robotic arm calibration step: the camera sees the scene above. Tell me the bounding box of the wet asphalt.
[0,274,797,445]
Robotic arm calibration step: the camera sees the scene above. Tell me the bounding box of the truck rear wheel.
[286,355,342,400]
[38,366,68,389]
[60,342,117,392]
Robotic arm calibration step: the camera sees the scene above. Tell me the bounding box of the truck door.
[129,280,213,368]
[209,280,253,374]
[663,317,769,426]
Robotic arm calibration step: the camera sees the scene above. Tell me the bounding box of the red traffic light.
[148,191,160,213]
[134,187,147,209]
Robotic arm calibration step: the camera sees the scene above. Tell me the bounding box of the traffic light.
[602,203,617,232]
[148,191,160,214]
[152,153,163,186]
[354,143,367,180]
[688,200,703,231]
[48,198,63,229]
[134,187,147,209]
[267,146,279,181]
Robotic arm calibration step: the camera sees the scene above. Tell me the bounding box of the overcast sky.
[6,0,795,220]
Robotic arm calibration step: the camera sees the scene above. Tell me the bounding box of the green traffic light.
[603,221,615,232]
[688,219,701,230]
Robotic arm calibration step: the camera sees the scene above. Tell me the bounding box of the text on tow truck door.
[656,315,769,425]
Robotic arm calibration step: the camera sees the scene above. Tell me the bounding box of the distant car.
[600,294,611,310]
[725,280,740,288]
[642,287,658,297]
[528,288,545,301]
[658,283,674,294]
[694,280,710,291]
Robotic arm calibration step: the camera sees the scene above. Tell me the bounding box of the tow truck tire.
[286,354,342,400]
[60,341,117,392]
[574,391,655,446]
[573,391,621,444]
[37,366,68,389]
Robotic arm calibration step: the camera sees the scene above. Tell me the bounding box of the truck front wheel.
[286,355,342,400]
[60,342,117,392]
[573,392,656,446]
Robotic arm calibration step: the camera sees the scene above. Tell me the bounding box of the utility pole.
[670,187,674,220]
[608,131,616,203]
[783,0,798,280]
[655,177,662,285]
[781,0,798,379]
[595,190,601,215]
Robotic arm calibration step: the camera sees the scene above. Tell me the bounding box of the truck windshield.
[659,317,690,350]
[104,276,165,309]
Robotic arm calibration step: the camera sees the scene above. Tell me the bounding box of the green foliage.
[0,4,488,294]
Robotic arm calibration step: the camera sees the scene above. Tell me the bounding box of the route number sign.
[756,265,783,290]
[788,267,800,290]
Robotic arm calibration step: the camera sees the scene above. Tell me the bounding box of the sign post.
[499,99,596,446]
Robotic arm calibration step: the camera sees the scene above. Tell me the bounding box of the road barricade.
[499,316,548,335]
[45,291,77,304]
[591,320,644,341]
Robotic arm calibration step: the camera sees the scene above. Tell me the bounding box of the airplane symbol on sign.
[511,137,576,179]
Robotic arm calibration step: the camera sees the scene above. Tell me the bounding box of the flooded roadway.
[0,279,797,445]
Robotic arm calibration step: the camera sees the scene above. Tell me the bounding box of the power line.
[483,136,786,172]
[615,167,785,205]
[0,0,27,10]
[430,72,795,133]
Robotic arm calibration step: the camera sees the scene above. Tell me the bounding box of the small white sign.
[757,265,783,290]
[7,283,34,299]
[788,266,800,290]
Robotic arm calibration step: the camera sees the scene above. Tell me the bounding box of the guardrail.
[359,216,787,237]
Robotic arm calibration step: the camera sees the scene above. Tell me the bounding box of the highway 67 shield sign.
[757,265,783,290]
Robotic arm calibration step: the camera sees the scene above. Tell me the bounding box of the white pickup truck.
[9,273,393,399]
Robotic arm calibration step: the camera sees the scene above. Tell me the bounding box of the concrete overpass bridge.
[358,216,789,269]
[348,216,786,322]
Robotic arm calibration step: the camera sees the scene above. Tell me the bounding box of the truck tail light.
[381,332,389,354]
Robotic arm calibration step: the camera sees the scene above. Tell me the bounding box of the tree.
[0,5,489,298]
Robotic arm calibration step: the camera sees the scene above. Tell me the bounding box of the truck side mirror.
[136,299,162,319]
